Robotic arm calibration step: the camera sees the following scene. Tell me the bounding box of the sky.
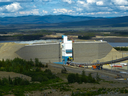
[0,0,128,17]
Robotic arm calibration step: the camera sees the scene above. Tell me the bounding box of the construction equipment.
[66,57,73,65]
[115,74,123,79]
[92,64,103,70]
[68,57,73,61]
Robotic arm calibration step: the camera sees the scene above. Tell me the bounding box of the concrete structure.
[16,38,113,63]
[16,43,62,63]
[73,41,112,63]
[62,35,72,64]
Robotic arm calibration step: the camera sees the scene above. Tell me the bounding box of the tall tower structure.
[62,35,72,64]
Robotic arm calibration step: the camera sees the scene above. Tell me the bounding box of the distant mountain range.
[0,15,103,25]
[0,15,128,29]
[59,16,128,27]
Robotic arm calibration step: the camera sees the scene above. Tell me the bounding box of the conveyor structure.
[70,56,128,69]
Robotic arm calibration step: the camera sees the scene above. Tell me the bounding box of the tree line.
[0,34,43,41]
[0,58,57,83]
[114,47,128,51]
[0,77,29,86]
[67,71,100,83]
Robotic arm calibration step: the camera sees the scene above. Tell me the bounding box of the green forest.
[0,58,56,82]
[114,47,128,51]
[1,58,128,96]
[0,58,101,96]
[0,58,61,96]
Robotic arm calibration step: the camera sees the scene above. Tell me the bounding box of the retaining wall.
[16,41,112,63]
[16,43,62,62]
[73,42,112,63]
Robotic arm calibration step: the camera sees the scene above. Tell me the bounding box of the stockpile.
[0,43,26,60]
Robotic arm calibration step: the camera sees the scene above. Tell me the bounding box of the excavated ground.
[0,43,26,60]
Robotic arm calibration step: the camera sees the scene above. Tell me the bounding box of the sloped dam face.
[16,41,112,63]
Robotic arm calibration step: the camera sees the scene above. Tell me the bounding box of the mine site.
[1,33,128,96]
[1,2,128,95]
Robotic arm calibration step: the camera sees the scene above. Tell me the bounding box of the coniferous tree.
[35,58,39,67]
[2,78,9,85]
[81,70,87,83]
[96,73,100,82]
[75,73,81,83]
[8,76,13,85]
[0,79,2,85]
[88,73,94,83]
[67,73,76,83]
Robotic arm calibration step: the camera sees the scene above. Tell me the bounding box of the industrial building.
[16,35,113,64]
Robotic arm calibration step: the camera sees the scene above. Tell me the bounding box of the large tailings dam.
[0,40,127,64]
[16,41,113,63]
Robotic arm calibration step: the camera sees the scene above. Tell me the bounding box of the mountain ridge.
[0,15,128,29]
[56,16,128,27]
[0,15,103,25]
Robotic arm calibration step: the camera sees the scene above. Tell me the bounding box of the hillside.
[0,15,102,25]
[0,43,26,60]
[58,16,128,27]
[0,15,128,31]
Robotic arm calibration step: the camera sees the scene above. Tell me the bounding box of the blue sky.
[0,0,128,17]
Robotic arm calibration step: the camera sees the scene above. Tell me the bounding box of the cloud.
[112,0,128,5]
[0,0,128,17]
[119,6,128,10]
[31,9,39,14]
[96,12,110,14]
[74,7,83,11]
[0,0,33,2]
[0,0,33,7]
[42,0,51,1]
[86,12,111,15]
[34,0,51,2]
[96,1,104,5]
[87,0,96,4]
[5,2,22,12]
[77,0,88,8]
[19,9,39,15]
[77,0,86,5]
[62,0,73,4]
[0,2,22,12]
[53,8,74,14]
[42,10,48,14]
[0,7,3,11]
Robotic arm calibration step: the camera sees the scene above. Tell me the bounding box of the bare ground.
[0,71,31,81]
[0,43,26,60]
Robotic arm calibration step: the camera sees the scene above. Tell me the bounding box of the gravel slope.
[0,43,26,60]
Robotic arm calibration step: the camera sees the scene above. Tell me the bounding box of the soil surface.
[0,43,26,60]
[0,71,31,81]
